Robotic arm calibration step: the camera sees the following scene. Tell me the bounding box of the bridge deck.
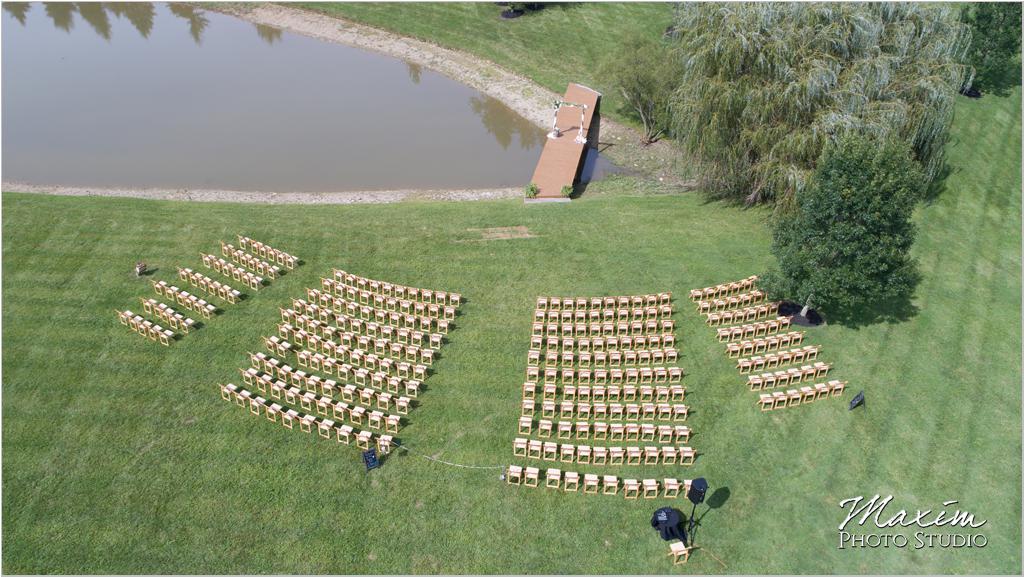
[530,83,601,200]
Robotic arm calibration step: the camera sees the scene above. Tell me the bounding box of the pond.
[1,2,579,193]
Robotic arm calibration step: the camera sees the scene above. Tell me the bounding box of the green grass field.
[2,83,1020,575]
[296,2,674,126]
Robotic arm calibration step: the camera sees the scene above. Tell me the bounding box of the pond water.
[0,2,585,192]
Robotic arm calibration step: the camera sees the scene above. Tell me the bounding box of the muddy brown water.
[2,3,615,193]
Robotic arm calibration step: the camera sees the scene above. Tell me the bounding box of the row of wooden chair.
[261,338,424,397]
[518,418,691,443]
[533,333,675,353]
[220,242,282,279]
[117,310,175,345]
[526,365,684,386]
[534,305,672,325]
[220,384,391,452]
[513,439,696,466]
[269,335,429,382]
[759,380,847,410]
[508,466,689,500]
[242,366,403,414]
[716,317,792,342]
[282,323,436,366]
[725,331,804,357]
[237,236,298,269]
[238,368,404,431]
[263,335,294,357]
[201,253,264,290]
[249,352,417,407]
[329,271,461,307]
[705,302,780,326]
[528,347,678,368]
[747,363,833,390]
[737,345,820,373]
[294,296,451,334]
[523,399,689,422]
[689,276,758,302]
[312,285,457,322]
[177,267,242,303]
[153,280,216,319]
[536,293,672,312]
[281,322,436,363]
[523,382,686,403]
[688,278,847,413]
[140,298,196,334]
[696,290,766,314]
[286,334,431,378]
[282,307,443,350]
[531,319,675,338]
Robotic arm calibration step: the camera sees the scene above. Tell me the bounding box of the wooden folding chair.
[545,468,561,489]
[507,465,523,485]
[563,471,579,492]
[668,542,690,565]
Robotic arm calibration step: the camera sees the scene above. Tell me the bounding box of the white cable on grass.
[390,441,506,471]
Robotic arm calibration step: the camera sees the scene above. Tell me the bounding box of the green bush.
[962,2,1022,94]
[560,185,573,198]
[599,31,678,145]
[525,182,539,198]
[762,134,925,320]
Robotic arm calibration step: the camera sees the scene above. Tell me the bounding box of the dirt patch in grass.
[467,226,536,241]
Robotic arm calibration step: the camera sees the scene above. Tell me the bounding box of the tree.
[962,2,1022,95]
[599,32,677,145]
[670,3,971,206]
[760,134,925,321]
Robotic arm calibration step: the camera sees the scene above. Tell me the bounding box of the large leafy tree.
[670,2,971,206]
[962,2,1022,94]
[599,32,678,145]
[761,134,925,320]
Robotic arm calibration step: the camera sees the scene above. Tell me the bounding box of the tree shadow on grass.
[824,293,920,330]
[975,62,1023,98]
[923,161,957,205]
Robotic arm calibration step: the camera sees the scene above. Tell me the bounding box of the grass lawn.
[294,2,675,126]
[2,85,1021,574]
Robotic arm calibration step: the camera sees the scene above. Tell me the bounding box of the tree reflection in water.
[469,94,544,151]
[12,3,209,45]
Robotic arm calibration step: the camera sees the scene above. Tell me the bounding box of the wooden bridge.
[527,83,601,202]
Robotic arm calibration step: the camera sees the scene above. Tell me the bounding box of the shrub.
[525,183,539,198]
[962,2,1022,94]
[599,32,678,145]
[560,185,573,198]
[762,134,925,320]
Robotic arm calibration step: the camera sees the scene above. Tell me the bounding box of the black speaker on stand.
[686,477,708,544]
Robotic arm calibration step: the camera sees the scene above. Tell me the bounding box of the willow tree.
[670,3,971,206]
